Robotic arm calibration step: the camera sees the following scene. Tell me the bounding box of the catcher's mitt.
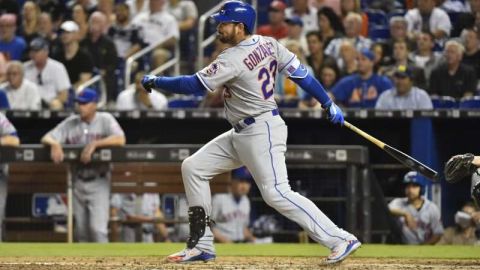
[444,153,478,183]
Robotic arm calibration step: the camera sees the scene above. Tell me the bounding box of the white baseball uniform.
[211,193,250,242]
[183,35,355,254]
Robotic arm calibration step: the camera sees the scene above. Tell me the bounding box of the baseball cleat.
[324,239,361,264]
[166,247,216,263]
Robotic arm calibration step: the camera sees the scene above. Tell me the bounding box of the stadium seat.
[431,96,458,108]
[459,96,480,109]
[365,9,388,26]
[369,26,391,42]
[168,96,203,108]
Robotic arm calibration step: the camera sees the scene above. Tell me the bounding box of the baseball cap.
[60,21,79,33]
[359,48,375,61]
[285,16,304,27]
[232,167,253,182]
[393,65,413,79]
[75,88,98,104]
[30,37,49,51]
[269,0,287,12]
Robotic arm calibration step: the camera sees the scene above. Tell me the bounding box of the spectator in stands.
[97,0,115,27]
[376,65,433,110]
[384,16,416,59]
[167,0,198,33]
[430,40,477,98]
[461,28,480,79]
[389,171,444,245]
[41,88,126,243]
[38,12,61,55]
[211,167,256,243]
[451,0,480,37]
[306,31,336,80]
[437,202,479,245]
[0,53,7,83]
[20,1,41,46]
[405,0,452,43]
[110,193,170,243]
[132,0,179,49]
[316,6,344,49]
[280,16,309,55]
[108,3,142,61]
[340,0,368,37]
[257,0,289,40]
[116,71,167,110]
[324,12,372,59]
[24,37,71,110]
[53,21,94,90]
[72,4,89,42]
[0,14,27,61]
[409,32,442,88]
[0,112,20,242]
[381,40,426,90]
[38,0,66,28]
[331,48,393,107]
[68,0,97,15]
[81,11,118,102]
[3,61,41,110]
[337,40,358,76]
[285,0,318,34]
[300,64,340,109]
[126,0,149,18]
[372,43,388,72]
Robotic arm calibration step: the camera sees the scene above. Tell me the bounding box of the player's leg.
[73,180,90,242]
[168,130,242,263]
[234,117,360,263]
[86,177,110,243]
[0,177,6,241]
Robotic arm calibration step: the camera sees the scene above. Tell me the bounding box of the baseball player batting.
[142,1,360,264]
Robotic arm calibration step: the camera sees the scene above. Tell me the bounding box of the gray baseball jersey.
[47,112,125,242]
[211,193,250,242]
[0,112,17,241]
[196,35,301,124]
[388,198,444,244]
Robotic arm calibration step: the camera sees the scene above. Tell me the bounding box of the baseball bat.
[343,120,438,181]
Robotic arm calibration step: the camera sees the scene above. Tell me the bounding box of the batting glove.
[141,75,157,93]
[323,101,344,126]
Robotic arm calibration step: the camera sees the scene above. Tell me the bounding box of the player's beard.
[218,30,236,45]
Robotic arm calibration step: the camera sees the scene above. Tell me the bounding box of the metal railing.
[76,74,106,108]
[124,34,180,89]
[197,0,257,71]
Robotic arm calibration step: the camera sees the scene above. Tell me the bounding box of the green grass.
[0,243,478,259]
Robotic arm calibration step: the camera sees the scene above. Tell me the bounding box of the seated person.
[3,61,41,110]
[116,71,167,110]
[437,202,479,245]
[211,167,256,243]
[376,65,432,110]
[389,171,444,245]
[110,193,170,243]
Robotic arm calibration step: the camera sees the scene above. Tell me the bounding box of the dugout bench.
[1,145,371,243]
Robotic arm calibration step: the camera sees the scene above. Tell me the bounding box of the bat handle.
[343,120,386,149]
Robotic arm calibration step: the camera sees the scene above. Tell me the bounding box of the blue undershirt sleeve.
[153,75,207,95]
[289,66,332,108]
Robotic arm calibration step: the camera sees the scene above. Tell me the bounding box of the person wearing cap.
[2,61,41,110]
[0,14,27,61]
[211,167,256,243]
[285,0,319,34]
[331,48,393,107]
[52,21,94,90]
[375,65,433,110]
[116,71,167,110]
[388,171,443,245]
[24,37,72,110]
[279,16,309,56]
[257,0,289,40]
[41,88,126,242]
[324,12,372,59]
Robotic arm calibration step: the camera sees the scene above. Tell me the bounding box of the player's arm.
[80,135,126,164]
[153,208,170,242]
[141,74,206,96]
[211,227,233,243]
[243,226,256,243]
[473,156,480,167]
[1,134,19,146]
[288,65,344,125]
[41,133,64,164]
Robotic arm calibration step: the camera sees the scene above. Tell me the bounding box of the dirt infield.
[0,256,478,270]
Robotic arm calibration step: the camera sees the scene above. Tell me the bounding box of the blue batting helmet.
[210,1,256,34]
[403,171,426,195]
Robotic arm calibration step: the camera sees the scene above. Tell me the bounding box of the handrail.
[197,0,257,71]
[150,40,180,76]
[124,34,179,88]
[76,74,106,108]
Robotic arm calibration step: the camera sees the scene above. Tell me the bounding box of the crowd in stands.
[1,0,480,111]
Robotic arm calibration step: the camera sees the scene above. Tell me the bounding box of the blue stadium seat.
[459,96,480,109]
[168,96,203,108]
[369,26,391,42]
[365,9,388,26]
[431,96,458,108]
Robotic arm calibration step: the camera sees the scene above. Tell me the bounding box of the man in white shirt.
[132,0,179,48]
[23,37,71,110]
[3,61,41,110]
[285,0,318,34]
[116,72,167,110]
[404,0,452,42]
